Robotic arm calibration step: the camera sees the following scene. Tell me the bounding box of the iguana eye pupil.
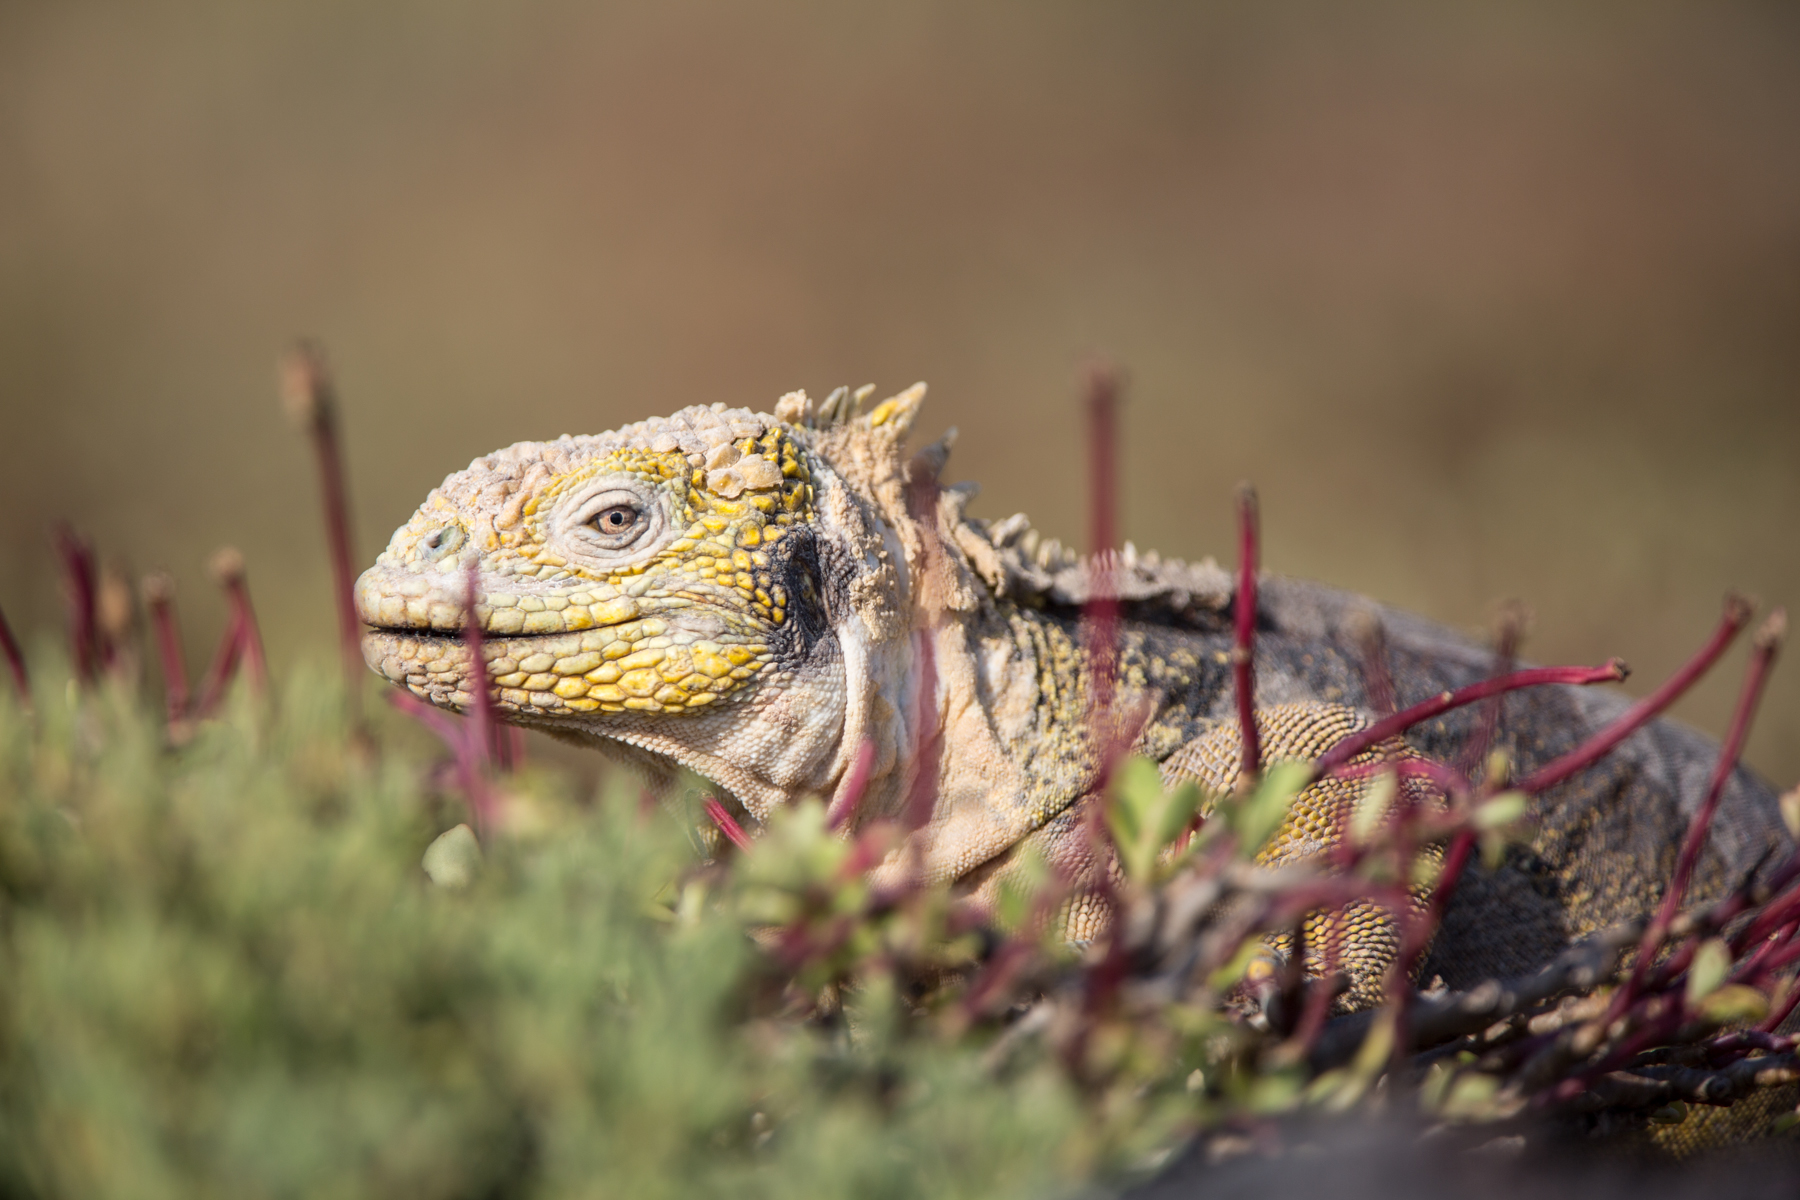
[594,506,636,532]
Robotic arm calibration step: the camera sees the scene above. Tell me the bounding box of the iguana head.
[356,385,937,820]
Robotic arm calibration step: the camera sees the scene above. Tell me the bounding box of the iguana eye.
[584,500,646,549]
[561,483,667,561]
[590,505,639,535]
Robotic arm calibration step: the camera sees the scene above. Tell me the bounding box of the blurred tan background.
[2,1,1797,784]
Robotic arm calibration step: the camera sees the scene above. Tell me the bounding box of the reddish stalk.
[497,726,525,772]
[902,632,942,833]
[141,573,189,723]
[1660,610,1783,925]
[1074,804,1132,1072]
[1517,594,1752,795]
[1424,829,1480,931]
[385,684,498,837]
[1313,660,1628,778]
[54,526,99,684]
[834,819,895,879]
[280,341,362,711]
[1457,602,1525,779]
[1615,609,1783,1016]
[95,565,137,679]
[0,599,27,706]
[899,460,950,840]
[1348,610,1397,718]
[387,688,464,746]
[461,563,497,771]
[1288,909,1345,1053]
[826,739,878,832]
[704,797,753,853]
[211,549,267,698]
[1081,362,1125,783]
[1759,970,1800,1036]
[193,607,245,717]
[1734,879,1800,958]
[1745,933,1800,983]
[1233,484,1262,780]
[960,824,1102,1020]
[1736,918,1800,989]
[1327,757,1474,802]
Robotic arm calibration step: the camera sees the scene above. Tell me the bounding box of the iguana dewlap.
[355,385,1792,1000]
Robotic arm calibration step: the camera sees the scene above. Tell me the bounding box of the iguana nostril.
[420,524,466,560]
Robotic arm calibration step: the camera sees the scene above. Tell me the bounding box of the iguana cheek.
[478,592,641,637]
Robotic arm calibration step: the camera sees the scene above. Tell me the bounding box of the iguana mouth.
[359,617,772,718]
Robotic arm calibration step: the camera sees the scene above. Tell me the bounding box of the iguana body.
[355,385,1792,1000]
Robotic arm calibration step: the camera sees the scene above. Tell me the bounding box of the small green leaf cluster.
[1105,754,1312,886]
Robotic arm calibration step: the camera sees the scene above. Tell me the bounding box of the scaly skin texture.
[357,385,1793,1015]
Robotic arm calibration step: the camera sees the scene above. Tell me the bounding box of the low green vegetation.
[0,667,1118,1199]
[3,641,1796,1198]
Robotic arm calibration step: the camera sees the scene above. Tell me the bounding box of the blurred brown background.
[2,2,1797,783]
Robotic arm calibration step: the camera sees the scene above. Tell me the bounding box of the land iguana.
[354,384,1793,1009]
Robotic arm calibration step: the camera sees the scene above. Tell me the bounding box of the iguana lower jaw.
[354,390,934,822]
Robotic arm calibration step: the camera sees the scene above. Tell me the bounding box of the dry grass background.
[1,1,1796,783]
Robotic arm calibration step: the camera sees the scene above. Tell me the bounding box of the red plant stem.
[1747,934,1800,982]
[961,827,1101,1019]
[704,797,753,853]
[193,613,244,717]
[1418,831,1476,953]
[385,686,497,837]
[1082,363,1124,783]
[1313,661,1629,778]
[1660,609,1782,914]
[1517,595,1753,795]
[461,563,496,771]
[1233,484,1261,780]
[899,466,948,841]
[0,599,27,705]
[281,342,362,709]
[1075,805,1131,1068]
[387,687,464,746]
[499,726,525,771]
[1084,362,1120,583]
[1350,611,1397,718]
[215,553,267,698]
[141,574,189,722]
[1265,879,1416,933]
[835,819,894,879]
[1615,609,1782,1016]
[1759,967,1800,1036]
[54,526,98,684]
[1458,604,1524,778]
[1290,908,1345,1052]
[1377,826,1481,1074]
[1737,918,1800,988]
[1555,1010,1689,1103]
[826,739,878,832]
[1326,759,1469,880]
[903,631,942,833]
[1734,874,1800,955]
[1699,1030,1793,1063]
[1327,757,1474,801]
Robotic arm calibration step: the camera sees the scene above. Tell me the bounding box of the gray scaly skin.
[355,384,1793,997]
